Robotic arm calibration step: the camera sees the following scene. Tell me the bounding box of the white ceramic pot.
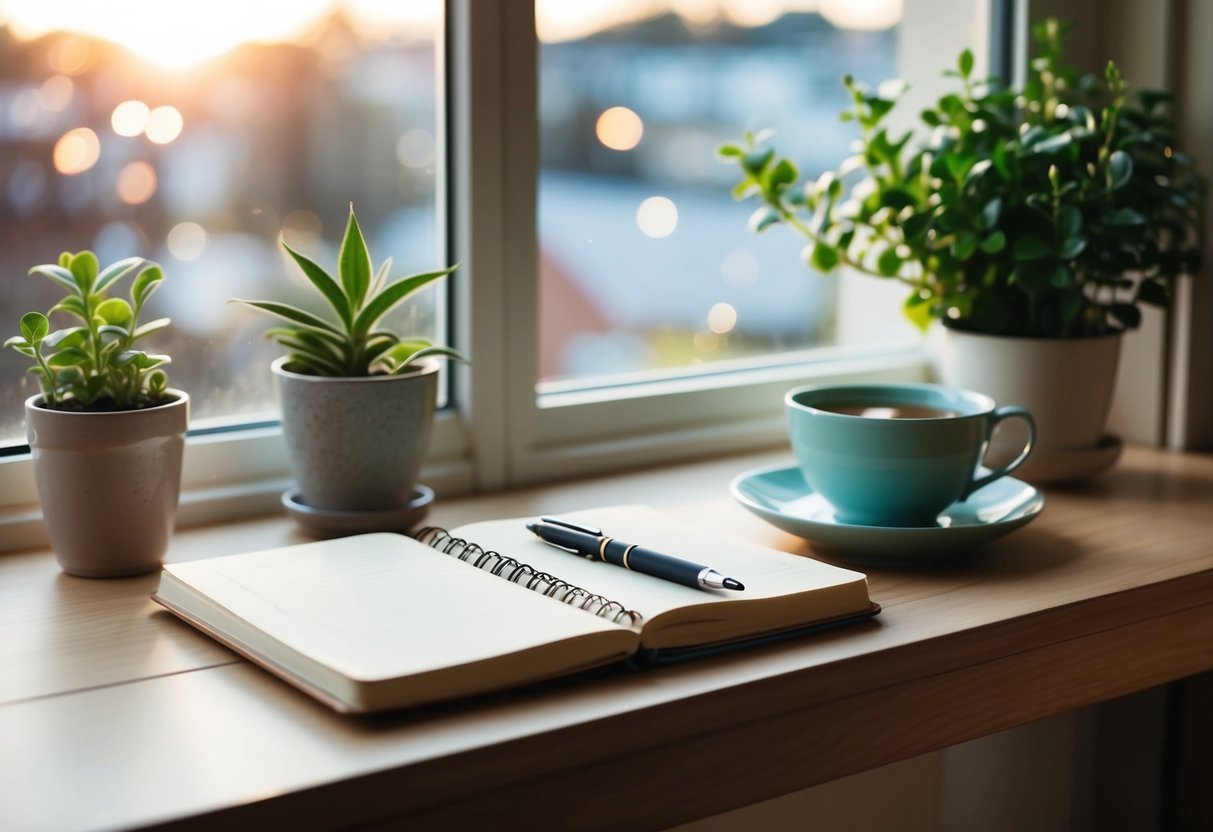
[25,390,189,577]
[273,357,438,512]
[934,326,1122,483]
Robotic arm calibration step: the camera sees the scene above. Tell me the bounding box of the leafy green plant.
[232,205,466,376]
[5,251,171,410]
[721,18,1204,338]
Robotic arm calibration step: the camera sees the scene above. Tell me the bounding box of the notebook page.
[163,533,635,683]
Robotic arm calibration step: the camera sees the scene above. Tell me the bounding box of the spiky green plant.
[5,251,171,410]
[232,205,466,376]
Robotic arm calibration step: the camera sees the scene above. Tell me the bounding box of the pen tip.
[723,578,745,591]
[525,522,538,533]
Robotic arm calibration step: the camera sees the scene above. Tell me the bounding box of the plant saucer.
[1016,434,1123,484]
[281,485,434,538]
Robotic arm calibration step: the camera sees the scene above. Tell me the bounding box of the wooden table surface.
[2,445,1212,831]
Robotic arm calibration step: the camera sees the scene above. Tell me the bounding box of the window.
[0,2,445,442]
[456,0,992,486]
[2,0,999,547]
[536,2,911,384]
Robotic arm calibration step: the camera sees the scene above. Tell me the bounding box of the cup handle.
[961,405,1036,500]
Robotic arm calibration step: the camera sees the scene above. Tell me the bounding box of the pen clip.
[539,516,603,536]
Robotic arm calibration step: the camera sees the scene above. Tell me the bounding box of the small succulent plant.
[5,251,171,410]
[232,204,466,376]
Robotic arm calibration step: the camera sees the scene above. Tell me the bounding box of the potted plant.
[720,18,1204,481]
[5,251,187,577]
[231,204,465,534]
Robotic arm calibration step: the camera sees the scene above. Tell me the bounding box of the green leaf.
[952,232,978,261]
[1058,236,1087,259]
[28,264,78,293]
[1104,207,1146,226]
[730,179,759,201]
[766,157,797,191]
[51,295,88,322]
[93,256,142,294]
[5,340,36,357]
[877,248,903,277]
[879,188,916,211]
[1025,133,1072,155]
[741,147,774,177]
[47,328,88,350]
[372,340,467,374]
[231,299,345,338]
[352,265,458,336]
[979,198,1001,230]
[338,206,373,310]
[46,347,89,367]
[147,370,168,397]
[1107,150,1133,190]
[809,242,840,273]
[282,239,352,329]
[958,48,974,79]
[748,206,781,234]
[132,318,171,341]
[95,297,134,327]
[68,251,99,294]
[1058,206,1082,239]
[903,291,934,331]
[715,143,744,159]
[979,231,1007,254]
[131,264,165,308]
[20,312,49,345]
[1013,236,1051,260]
[1049,264,1074,289]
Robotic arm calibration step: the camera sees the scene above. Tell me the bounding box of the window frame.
[454,0,997,488]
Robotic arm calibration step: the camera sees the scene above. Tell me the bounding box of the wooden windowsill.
[2,445,1212,830]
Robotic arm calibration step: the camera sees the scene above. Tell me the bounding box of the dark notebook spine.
[414,527,643,627]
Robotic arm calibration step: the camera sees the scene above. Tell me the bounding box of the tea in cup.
[786,382,1035,527]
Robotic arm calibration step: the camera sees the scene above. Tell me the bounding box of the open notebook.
[152,505,877,713]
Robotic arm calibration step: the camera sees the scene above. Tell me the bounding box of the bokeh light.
[595,106,644,151]
[111,100,150,137]
[167,222,208,260]
[145,105,184,144]
[39,75,74,111]
[52,127,100,175]
[116,161,157,204]
[707,302,738,334]
[396,128,436,168]
[636,196,678,238]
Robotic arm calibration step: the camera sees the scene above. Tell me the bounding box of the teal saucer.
[729,463,1044,566]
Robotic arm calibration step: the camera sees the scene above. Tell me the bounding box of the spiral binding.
[413,527,643,627]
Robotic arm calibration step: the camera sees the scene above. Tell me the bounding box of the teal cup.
[786,382,1036,527]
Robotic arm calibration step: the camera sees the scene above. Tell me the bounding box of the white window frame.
[451,0,995,488]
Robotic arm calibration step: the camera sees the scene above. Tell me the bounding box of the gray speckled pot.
[25,390,188,578]
[273,356,437,512]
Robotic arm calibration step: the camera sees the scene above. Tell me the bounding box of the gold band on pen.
[598,537,613,562]
[621,544,637,570]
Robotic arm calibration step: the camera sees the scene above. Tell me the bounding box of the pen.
[525,517,745,592]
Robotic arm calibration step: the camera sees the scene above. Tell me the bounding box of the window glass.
[0,1,442,443]
[536,0,914,385]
